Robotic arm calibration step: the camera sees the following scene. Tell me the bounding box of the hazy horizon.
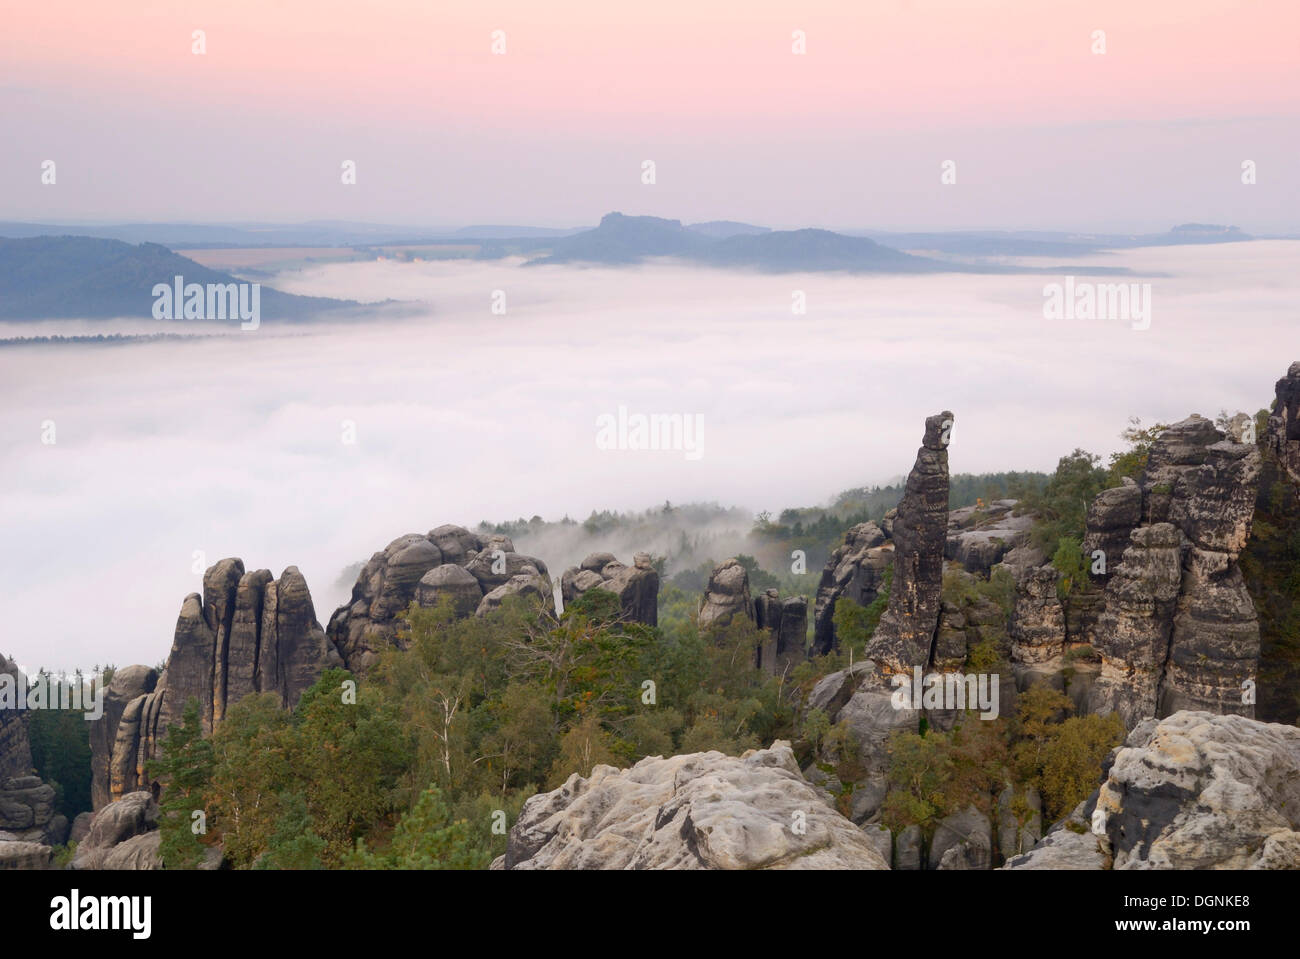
[3,0,1297,232]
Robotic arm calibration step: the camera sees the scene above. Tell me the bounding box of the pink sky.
[2,0,1297,227]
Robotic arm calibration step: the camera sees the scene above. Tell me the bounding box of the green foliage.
[1051,535,1090,600]
[1023,449,1108,559]
[1107,417,1170,485]
[146,697,215,870]
[255,792,325,870]
[27,675,93,817]
[346,785,486,870]
[1011,685,1124,821]
[880,716,1009,836]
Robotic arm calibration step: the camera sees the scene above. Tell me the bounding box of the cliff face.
[811,522,891,656]
[1086,416,1262,727]
[91,561,341,809]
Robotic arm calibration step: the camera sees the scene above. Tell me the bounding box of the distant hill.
[0,236,357,322]
[529,213,949,272]
[858,224,1254,257]
[685,220,771,239]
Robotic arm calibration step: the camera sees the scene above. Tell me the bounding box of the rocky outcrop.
[328,526,550,669]
[1096,712,1300,869]
[697,558,753,630]
[90,667,157,809]
[946,500,1034,575]
[930,805,992,870]
[415,563,483,617]
[811,522,892,655]
[93,561,342,807]
[1086,415,1262,728]
[1008,711,1300,870]
[754,589,807,675]
[1009,566,1066,671]
[497,741,889,870]
[0,839,53,869]
[0,655,33,782]
[867,412,953,673]
[0,775,58,844]
[561,552,659,625]
[70,791,162,870]
[1003,799,1110,870]
[1081,479,1143,584]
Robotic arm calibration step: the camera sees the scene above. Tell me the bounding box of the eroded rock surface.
[561,552,658,625]
[499,741,889,870]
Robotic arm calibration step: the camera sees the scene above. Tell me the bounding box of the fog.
[3,241,1297,671]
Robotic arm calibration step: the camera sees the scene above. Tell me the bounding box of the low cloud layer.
[2,241,1296,671]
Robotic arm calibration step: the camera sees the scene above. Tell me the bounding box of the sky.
[2,240,1297,671]
[1,0,1298,231]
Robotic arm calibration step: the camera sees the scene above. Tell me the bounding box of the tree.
[347,785,486,870]
[146,698,215,869]
[255,791,325,870]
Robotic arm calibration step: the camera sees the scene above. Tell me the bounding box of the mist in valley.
[2,240,1296,672]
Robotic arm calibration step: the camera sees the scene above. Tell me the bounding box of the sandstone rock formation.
[497,741,888,870]
[945,500,1034,575]
[1085,416,1262,727]
[328,526,550,670]
[811,521,891,655]
[754,589,807,675]
[867,411,953,674]
[1008,711,1300,870]
[90,666,157,810]
[560,552,659,625]
[70,790,162,870]
[92,561,342,808]
[0,775,58,844]
[697,558,753,629]
[0,655,33,782]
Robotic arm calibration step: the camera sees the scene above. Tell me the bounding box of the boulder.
[70,791,162,870]
[1094,711,1300,869]
[501,741,889,870]
[415,563,483,618]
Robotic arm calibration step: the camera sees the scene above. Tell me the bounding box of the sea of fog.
[3,240,1297,671]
